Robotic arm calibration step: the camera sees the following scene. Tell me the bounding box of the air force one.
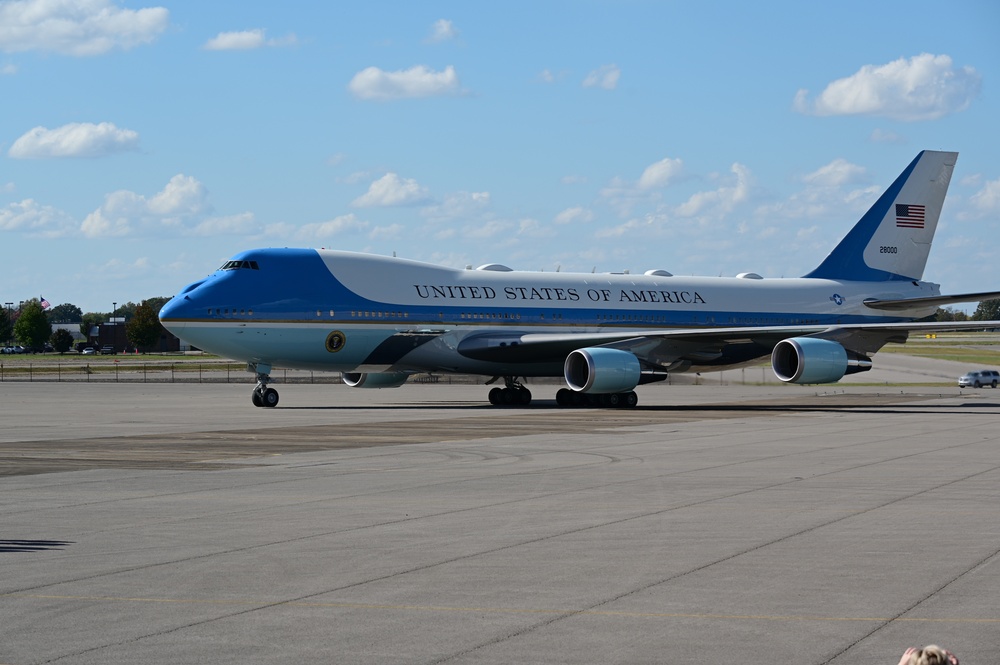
[160,150,1000,408]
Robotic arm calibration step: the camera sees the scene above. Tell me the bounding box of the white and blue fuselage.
[159,248,937,375]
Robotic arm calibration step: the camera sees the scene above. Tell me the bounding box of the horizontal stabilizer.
[863,291,1000,311]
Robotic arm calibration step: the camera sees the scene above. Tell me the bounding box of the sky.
[2,0,999,315]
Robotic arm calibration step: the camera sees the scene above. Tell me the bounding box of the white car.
[958,370,999,388]
[81,347,96,355]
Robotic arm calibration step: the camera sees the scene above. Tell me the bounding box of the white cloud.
[637,157,683,190]
[202,29,297,51]
[869,128,906,144]
[1,62,16,75]
[293,214,368,241]
[756,160,881,226]
[462,219,512,239]
[0,198,75,236]
[426,19,458,43]
[794,53,981,121]
[800,158,869,187]
[9,122,139,159]
[81,174,212,237]
[369,223,404,241]
[0,0,168,56]
[554,206,594,225]
[675,163,751,218]
[348,65,463,101]
[518,218,555,238]
[599,157,684,216]
[352,173,430,207]
[969,178,1000,214]
[583,64,620,90]
[190,213,259,236]
[203,29,265,50]
[421,191,490,223]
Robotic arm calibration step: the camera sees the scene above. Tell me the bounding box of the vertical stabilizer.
[804,150,958,282]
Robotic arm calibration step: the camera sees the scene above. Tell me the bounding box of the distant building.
[96,317,181,353]
[52,323,86,342]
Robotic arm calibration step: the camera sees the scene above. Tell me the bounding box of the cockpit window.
[219,260,260,271]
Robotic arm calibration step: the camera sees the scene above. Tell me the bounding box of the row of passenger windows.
[210,308,253,316]
[204,309,804,326]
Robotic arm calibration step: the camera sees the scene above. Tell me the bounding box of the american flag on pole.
[40,296,50,309]
[895,203,925,229]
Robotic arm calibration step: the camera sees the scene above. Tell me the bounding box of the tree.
[143,296,172,314]
[126,301,163,351]
[0,307,11,346]
[972,299,1000,321]
[935,307,968,322]
[47,303,83,323]
[50,328,74,353]
[13,301,53,350]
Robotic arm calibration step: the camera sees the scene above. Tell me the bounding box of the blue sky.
[2,0,998,315]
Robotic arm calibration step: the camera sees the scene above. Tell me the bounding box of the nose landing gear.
[250,363,279,408]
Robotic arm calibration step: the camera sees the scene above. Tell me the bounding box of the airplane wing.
[863,291,1000,311]
[457,319,1000,367]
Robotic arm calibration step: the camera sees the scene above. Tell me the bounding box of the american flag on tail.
[895,204,925,229]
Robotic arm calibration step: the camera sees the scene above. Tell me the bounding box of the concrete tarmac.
[1,381,999,664]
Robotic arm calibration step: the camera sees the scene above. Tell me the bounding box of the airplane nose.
[160,278,209,324]
[159,291,201,331]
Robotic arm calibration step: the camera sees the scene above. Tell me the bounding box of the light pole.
[4,302,11,346]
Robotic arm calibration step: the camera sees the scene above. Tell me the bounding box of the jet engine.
[771,337,872,384]
[564,347,641,394]
[342,372,409,388]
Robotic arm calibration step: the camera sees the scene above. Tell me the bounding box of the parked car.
[100,345,115,355]
[958,370,999,388]
[81,347,96,355]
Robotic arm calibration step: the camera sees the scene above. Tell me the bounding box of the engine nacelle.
[771,337,872,384]
[564,347,641,393]
[342,372,409,388]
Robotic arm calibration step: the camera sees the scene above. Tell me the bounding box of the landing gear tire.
[556,388,571,406]
[262,387,279,407]
[486,378,532,407]
[252,391,264,407]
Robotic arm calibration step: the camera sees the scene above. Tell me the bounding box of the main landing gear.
[487,376,532,406]
[250,364,279,408]
[484,377,638,408]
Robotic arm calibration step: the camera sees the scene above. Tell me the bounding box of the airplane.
[159,150,1000,408]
